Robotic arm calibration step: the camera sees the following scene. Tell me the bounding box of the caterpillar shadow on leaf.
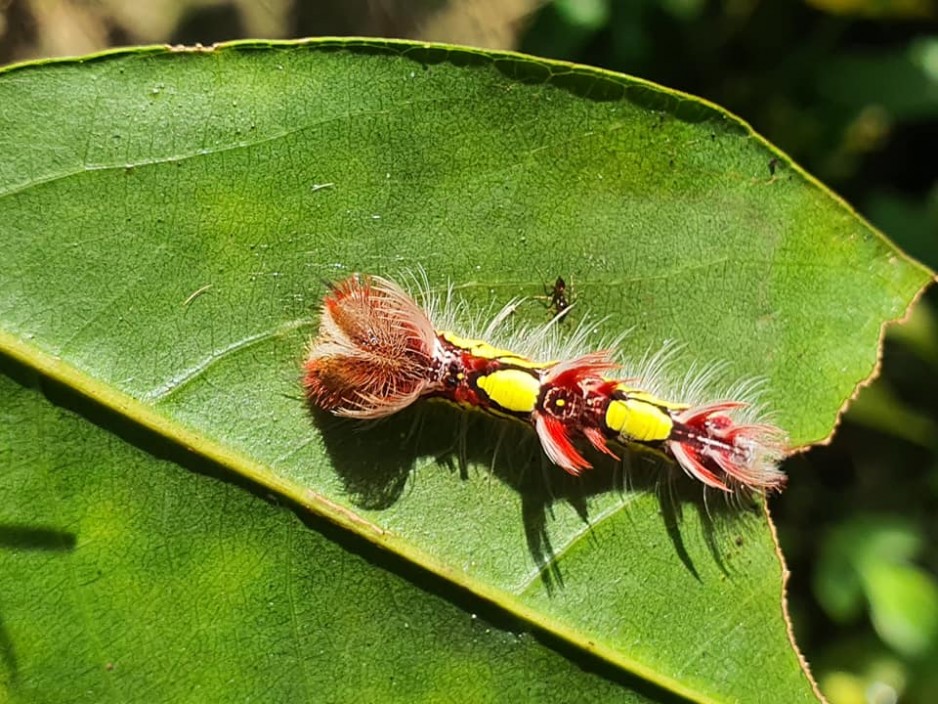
[310,398,759,592]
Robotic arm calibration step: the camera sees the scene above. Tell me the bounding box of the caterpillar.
[303,273,787,493]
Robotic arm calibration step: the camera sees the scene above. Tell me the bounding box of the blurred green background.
[3,1,936,701]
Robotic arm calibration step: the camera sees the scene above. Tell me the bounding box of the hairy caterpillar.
[304,274,786,493]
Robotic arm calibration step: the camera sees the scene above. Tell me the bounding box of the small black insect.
[543,275,573,320]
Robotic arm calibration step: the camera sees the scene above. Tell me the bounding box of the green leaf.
[817,37,938,122]
[1,39,931,702]
[0,367,649,703]
[865,562,938,657]
[815,517,938,657]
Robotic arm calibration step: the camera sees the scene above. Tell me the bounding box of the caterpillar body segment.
[532,351,620,474]
[474,369,541,414]
[438,331,549,370]
[667,402,787,491]
[430,330,546,417]
[528,359,788,493]
[304,274,787,493]
[533,368,786,491]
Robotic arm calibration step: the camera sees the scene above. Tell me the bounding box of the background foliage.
[3,1,937,702]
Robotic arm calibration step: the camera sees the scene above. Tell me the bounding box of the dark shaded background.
[3,1,936,701]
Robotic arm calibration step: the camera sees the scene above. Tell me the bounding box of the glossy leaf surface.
[1,39,931,703]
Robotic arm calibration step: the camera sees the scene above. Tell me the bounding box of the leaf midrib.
[0,326,720,703]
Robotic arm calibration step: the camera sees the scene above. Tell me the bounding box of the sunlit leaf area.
[2,2,936,703]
